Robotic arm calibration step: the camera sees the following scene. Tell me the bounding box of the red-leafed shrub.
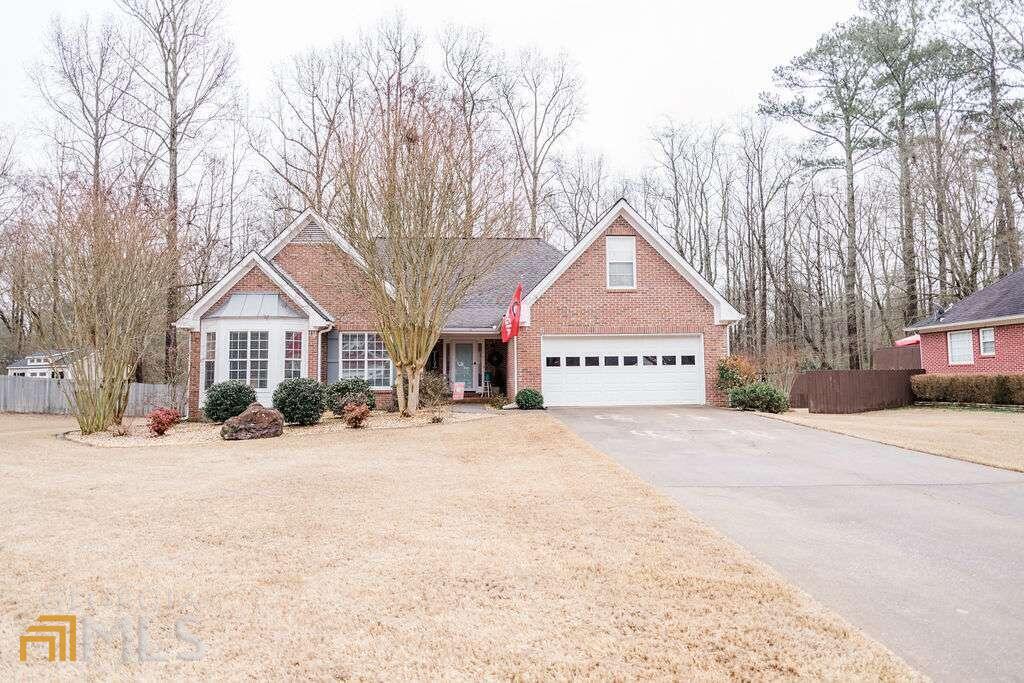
[148,407,181,436]
[343,402,370,428]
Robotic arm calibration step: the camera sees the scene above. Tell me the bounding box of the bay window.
[284,331,303,378]
[340,332,394,389]
[228,331,269,388]
[203,331,216,390]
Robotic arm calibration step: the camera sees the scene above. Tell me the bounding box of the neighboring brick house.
[906,268,1024,375]
[174,199,742,417]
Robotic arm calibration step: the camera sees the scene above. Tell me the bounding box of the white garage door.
[540,335,704,406]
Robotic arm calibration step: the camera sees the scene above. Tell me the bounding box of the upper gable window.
[606,236,636,289]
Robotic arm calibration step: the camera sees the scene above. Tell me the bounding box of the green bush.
[326,377,376,414]
[203,380,257,423]
[716,355,758,392]
[728,382,790,413]
[911,373,1024,405]
[515,388,544,410]
[272,377,325,425]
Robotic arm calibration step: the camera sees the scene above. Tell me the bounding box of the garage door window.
[662,355,676,365]
[604,356,619,366]
[643,355,657,366]
[585,356,599,366]
[546,357,561,367]
[566,356,581,367]
[680,355,696,366]
[623,356,638,366]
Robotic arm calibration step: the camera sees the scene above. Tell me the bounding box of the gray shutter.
[326,331,339,382]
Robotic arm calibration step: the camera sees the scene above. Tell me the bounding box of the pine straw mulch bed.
[2,411,919,680]
[64,408,494,448]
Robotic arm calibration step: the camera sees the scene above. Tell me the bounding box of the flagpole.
[513,335,518,397]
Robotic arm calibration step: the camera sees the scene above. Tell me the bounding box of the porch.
[426,335,508,397]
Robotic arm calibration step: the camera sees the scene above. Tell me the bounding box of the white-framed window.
[947,330,974,366]
[340,332,394,389]
[979,327,996,357]
[606,236,636,289]
[203,331,216,390]
[284,331,303,379]
[228,331,269,388]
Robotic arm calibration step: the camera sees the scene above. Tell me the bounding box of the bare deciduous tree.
[118,0,235,379]
[497,49,583,238]
[336,21,519,415]
[37,197,171,433]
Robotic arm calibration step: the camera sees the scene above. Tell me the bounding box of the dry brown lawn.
[771,406,1024,472]
[0,411,918,680]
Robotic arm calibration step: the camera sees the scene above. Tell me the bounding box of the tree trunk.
[403,366,423,416]
[988,49,1021,275]
[897,103,918,322]
[843,125,860,370]
[165,125,180,381]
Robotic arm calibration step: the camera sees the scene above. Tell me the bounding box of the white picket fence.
[0,376,185,417]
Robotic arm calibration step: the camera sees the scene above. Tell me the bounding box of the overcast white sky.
[0,0,858,173]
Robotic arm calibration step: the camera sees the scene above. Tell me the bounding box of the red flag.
[501,283,522,343]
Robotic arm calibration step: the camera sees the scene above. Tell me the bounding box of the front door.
[453,343,475,388]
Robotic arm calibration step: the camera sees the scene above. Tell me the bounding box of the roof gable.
[174,251,333,330]
[521,199,742,325]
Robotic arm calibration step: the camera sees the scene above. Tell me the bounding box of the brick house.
[905,268,1024,375]
[174,199,742,417]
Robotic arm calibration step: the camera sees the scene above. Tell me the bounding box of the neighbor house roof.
[5,350,74,369]
[906,268,1024,332]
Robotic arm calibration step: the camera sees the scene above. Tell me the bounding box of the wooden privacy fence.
[789,369,924,414]
[0,376,184,417]
[871,346,922,370]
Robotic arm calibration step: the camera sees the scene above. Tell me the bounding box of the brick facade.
[511,216,731,406]
[187,214,735,416]
[920,323,1024,374]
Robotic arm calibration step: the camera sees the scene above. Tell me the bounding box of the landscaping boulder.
[220,403,284,440]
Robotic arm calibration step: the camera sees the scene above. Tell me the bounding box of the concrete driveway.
[552,406,1024,682]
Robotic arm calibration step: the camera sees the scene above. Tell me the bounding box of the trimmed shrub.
[343,402,370,428]
[728,382,790,413]
[716,355,758,392]
[911,373,1024,405]
[147,407,180,436]
[272,377,325,425]
[515,388,544,410]
[326,377,376,414]
[203,380,257,423]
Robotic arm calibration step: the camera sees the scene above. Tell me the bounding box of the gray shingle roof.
[444,239,564,330]
[909,267,1024,329]
[5,350,74,369]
